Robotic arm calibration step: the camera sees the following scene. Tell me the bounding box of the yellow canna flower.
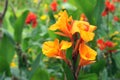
[10,62,17,68]
[79,43,97,66]
[40,15,48,20]
[49,10,73,38]
[42,39,72,59]
[72,21,96,42]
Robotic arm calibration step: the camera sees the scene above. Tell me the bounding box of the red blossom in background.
[102,0,115,16]
[50,0,58,12]
[63,0,67,3]
[97,39,116,52]
[105,41,115,47]
[25,12,37,28]
[112,0,120,2]
[114,16,119,22]
[97,39,106,50]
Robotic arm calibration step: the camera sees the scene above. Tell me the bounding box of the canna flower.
[112,0,120,2]
[79,43,97,66]
[63,0,67,3]
[42,39,72,59]
[114,16,119,22]
[97,39,106,50]
[50,0,58,12]
[72,21,96,42]
[97,39,116,51]
[25,12,37,28]
[102,0,115,16]
[105,0,115,12]
[105,41,115,47]
[49,10,73,39]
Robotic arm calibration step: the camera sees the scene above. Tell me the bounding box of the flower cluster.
[102,0,115,16]
[97,39,116,53]
[42,10,97,78]
[25,12,37,28]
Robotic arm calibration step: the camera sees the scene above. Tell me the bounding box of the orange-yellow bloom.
[49,10,73,38]
[72,21,96,42]
[79,43,97,66]
[42,39,72,59]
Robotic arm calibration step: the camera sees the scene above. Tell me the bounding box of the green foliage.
[14,10,29,43]
[79,73,98,80]
[31,68,49,80]
[113,51,120,69]
[0,29,15,76]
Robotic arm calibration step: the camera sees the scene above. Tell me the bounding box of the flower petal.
[89,25,97,32]
[60,40,72,50]
[80,30,95,42]
[49,24,59,31]
[42,39,59,57]
[79,43,97,60]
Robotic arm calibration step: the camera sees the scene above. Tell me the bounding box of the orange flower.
[49,11,73,38]
[42,39,72,59]
[79,43,97,66]
[72,21,96,42]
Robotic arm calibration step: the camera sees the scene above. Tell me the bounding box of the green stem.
[106,14,109,39]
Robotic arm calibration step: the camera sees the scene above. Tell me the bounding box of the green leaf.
[14,10,29,43]
[0,31,15,76]
[62,62,74,80]
[69,0,97,22]
[112,51,120,69]
[90,59,106,74]
[28,53,41,79]
[31,68,49,80]
[79,73,98,80]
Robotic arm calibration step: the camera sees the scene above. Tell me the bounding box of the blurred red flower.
[50,0,58,12]
[63,0,67,2]
[97,39,115,51]
[97,39,106,50]
[25,12,37,28]
[112,0,120,2]
[114,16,119,22]
[105,41,115,47]
[105,1,115,12]
[102,0,115,16]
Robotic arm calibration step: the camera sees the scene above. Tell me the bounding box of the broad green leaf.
[31,68,49,80]
[112,51,120,69]
[99,68,108,80]
[79,73,98,80]
[14,10,29,43]
[0,30,15,76]
[28,53,41,79]
[90,59,106,74]
[62,61,74,80]
[69,0,97,22]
